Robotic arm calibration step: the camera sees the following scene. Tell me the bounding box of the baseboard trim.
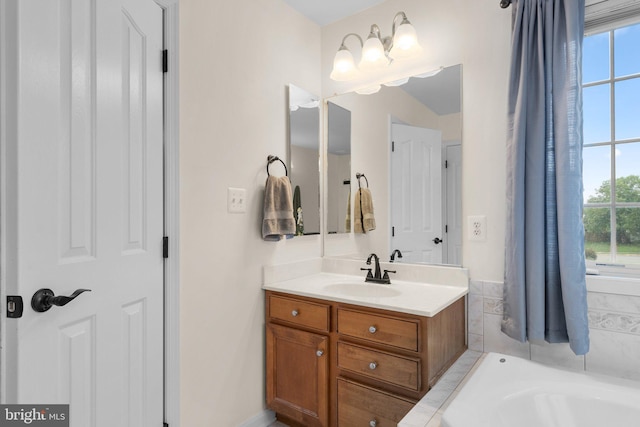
[239,409,276,427]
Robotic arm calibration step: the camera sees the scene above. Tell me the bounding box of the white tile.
[588,292,640,313]
[483,297,503,315]
[483,313,530,358]
[589,310,640,335]
[483,281,504,298]
[468,294,483,335]
[469,280,483,295]
[530,341,585,371]
[399,351,481,427]
[586,329,640,381]
[468,333,483,352]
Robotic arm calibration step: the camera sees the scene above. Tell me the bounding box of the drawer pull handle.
[291,310,299,317]
[369,420,378,427]
[369,362,378,370]
[368,325,377,334]
[316,350,324,357]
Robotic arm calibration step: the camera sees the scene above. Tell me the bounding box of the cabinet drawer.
[337,309,418,351]
[338,342,420,391]
[269,295,330,332]
[337,378,414,427]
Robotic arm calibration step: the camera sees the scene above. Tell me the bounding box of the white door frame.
[0,0,181,425]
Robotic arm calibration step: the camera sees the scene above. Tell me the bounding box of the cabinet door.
[266,324,329,426]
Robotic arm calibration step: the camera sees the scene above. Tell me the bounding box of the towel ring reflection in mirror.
[267,155,288,177]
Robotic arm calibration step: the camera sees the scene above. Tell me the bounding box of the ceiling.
[282,0,387,26]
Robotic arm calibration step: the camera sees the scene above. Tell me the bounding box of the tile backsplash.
[470,279,640,380]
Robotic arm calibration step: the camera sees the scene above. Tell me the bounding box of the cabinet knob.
[368,325,377,334]
[291,309,299,317]
[369,362,378,370]
[369,420,378,427]
[316,350,324,357]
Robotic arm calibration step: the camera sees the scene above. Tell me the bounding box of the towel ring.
[267,155,288,177]
[356,172,368,189]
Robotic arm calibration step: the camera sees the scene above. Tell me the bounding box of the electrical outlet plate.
[228,187,247,213]
[468,215,486,241]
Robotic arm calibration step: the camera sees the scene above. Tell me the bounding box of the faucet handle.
[382,269,396,280]
[360,267,373,279]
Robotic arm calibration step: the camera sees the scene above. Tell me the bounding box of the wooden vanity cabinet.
[265,291,466,427]
[266,294,331,427]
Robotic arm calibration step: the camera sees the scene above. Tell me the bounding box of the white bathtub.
[441,352,640,427]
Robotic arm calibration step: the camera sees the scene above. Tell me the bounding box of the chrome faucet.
[390,249,403,263]
[361,253,395,284]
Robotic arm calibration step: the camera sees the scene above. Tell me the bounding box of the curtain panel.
[502,0,590,356]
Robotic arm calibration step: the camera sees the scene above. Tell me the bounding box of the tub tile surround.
[398,350,483,427]
[470,277,640,381]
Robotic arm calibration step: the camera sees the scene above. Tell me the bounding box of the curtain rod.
[500,0,511,8]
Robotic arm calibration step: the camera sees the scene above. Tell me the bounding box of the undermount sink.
[322,283,402,298]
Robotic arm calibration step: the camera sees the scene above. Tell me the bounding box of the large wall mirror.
[323,64,462,266]
[289,84,321,235]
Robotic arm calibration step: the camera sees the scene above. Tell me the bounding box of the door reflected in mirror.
[289,84,321,235]
[323,65,462,266]
[327,102,351,234]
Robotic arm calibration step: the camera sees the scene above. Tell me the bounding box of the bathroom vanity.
[264,270,467,427]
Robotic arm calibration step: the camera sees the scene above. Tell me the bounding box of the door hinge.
[392,141,395,152]
[445,160,448,168]
[163,236,169,258]
[392,226,395,237]
[162,49,168,73]
[445,224,448,233]
[6,295,24,318]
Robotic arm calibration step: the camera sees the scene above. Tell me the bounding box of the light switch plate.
[228,187,247,213]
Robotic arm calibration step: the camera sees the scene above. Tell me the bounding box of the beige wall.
[179,0,511,424]
[179,1,322,425]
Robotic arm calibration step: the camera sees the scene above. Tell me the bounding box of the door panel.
[3,1,164,426]
[391,124,443,264]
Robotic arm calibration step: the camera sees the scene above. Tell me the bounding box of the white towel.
[262,176,295,241]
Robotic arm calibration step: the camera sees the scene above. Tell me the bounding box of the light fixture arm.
[391,11,410,37]
[339,33,363,50]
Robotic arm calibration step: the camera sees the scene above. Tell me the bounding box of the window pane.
[615,142,640,203]
[584,31,610,83]
[614,23,640,78]
[584,207,611,262]
[583,145,611,203]
[616,208,640,266]
[583,84,611,144]
[615,78,640,140]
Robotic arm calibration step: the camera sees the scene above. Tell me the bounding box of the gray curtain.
[502,0,590,355]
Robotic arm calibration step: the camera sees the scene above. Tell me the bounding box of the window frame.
[583,19,640,278]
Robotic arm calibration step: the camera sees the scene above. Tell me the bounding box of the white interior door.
[444,143,462,265]
[391,124,443,264]
[2,0,164,425]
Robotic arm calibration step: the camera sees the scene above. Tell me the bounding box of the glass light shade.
[389,22,422,59]
[330,48,358,81]
[358,36,389,71]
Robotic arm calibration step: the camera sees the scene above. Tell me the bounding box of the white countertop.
[262,272,468,317]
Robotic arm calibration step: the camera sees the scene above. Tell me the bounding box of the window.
[583,21,640,277]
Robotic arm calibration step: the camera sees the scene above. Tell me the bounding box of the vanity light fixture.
[330,11,422,82]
